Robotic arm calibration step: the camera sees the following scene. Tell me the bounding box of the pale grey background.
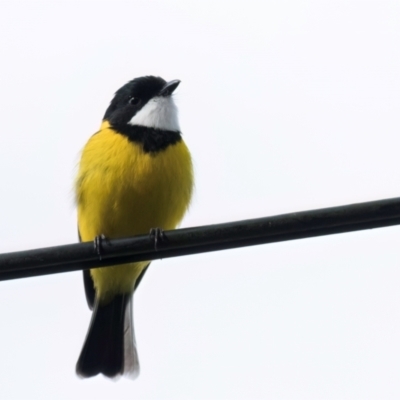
[0,1,399,399]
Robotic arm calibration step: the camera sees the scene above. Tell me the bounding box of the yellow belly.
[76,123,193,302]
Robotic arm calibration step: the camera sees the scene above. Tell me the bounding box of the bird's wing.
[134,264,150,291]
[78,227,96,310]
[83,269,96,310]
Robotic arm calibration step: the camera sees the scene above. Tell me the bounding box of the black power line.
[0,197,400,281]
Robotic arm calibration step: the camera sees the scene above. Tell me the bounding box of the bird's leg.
[149,228,166,251]
[94,234,107,261]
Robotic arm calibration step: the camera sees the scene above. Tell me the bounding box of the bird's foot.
[94,234,107,261]
[149,228,166,251]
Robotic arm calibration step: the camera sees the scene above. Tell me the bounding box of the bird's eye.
[129,97,140,106]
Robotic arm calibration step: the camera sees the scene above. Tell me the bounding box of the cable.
[0,197,399,281]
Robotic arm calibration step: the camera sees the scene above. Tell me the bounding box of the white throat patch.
[128,96,180,131]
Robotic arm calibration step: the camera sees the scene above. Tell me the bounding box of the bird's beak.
[159,80,181,96]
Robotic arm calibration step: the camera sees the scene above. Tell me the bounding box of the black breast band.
[111,124,182,153]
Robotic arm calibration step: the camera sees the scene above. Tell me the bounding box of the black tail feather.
[76,293,137,378]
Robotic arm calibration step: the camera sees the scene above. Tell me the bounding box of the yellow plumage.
[76,121,193,302]
[75,75,191,379]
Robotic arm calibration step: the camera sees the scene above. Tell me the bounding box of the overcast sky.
[0,1,399,399]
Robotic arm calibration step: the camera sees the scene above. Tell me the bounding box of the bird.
[75,76,194,379]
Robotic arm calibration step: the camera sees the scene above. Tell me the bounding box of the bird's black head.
[103,76,181,130]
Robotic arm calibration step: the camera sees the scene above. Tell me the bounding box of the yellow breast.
[76,122,193,300]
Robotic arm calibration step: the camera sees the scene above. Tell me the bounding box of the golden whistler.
[75,76,193,378]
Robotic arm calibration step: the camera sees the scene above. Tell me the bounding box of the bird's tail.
[76,293,139,379]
